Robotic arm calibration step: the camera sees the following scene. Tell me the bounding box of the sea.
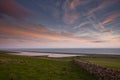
[3,48,120,55]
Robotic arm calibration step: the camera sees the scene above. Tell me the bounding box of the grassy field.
[0,51,97,80]
[77,57,120,70]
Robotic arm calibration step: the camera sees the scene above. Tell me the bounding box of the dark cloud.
[0,0,33,19]
[91,40,107,43]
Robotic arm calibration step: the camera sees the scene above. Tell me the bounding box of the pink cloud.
[63,0,80,24]
[63,0,90,24]
[102,12,120,24]
[70,0,90,10]
[70,0,79,10]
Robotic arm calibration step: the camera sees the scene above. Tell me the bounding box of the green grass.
[0,52,97,80]
[77,57,120,70]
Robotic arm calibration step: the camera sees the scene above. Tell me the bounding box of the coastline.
[6,51,120,58]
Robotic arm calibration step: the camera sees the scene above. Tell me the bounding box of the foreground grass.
[0,52,97,80]
[77,57,120,70]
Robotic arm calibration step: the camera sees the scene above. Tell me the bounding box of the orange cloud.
[0,23,80,42]
[0,21,104,46]
[70,0,79,10]
[102,13,120,24]
[113,36,120,42]
[0,24,119,48]
[0,26,58,41]
[70,0,90,10]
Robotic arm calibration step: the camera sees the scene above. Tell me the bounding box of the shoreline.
[6,51,120,58]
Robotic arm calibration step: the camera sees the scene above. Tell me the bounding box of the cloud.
[88,0,118,15]
[0,22,119,48]
[62,0,91,24]
[63,11,79,24]
[0,0,33,19]
[73,21,90,29]
[0,25,54,41]
[102,12,120,24]
[85,14,106,32]
[62,0,80,24]
[0,0,119,48]
[0,18,105,45]
[70,0,91,10]
[70,0,79,10]
[91,40,106,43]
[0,20,78,42]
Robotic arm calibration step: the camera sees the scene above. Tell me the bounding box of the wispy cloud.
[88,0,118,15]
[70,0,90,10]
[0,0,119,48]
[63,0,79,24]
[102,12,120,24]
[0,25,63,41]
[73,21,90,29]
[70,0,79,10]
[0,18,105,45]
[63,11,79,24]
[85,14,106,32]
[0,19,78,42]
[0,21,119,48]
[63,0,90,24]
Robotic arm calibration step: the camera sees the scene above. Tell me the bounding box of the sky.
[0,0,120,48]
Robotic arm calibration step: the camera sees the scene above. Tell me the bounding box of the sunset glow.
[0,0,120,48]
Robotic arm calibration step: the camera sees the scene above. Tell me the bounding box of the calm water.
[6,48,120,55]
[10,52,84,58]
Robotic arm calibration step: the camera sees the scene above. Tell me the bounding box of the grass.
[77,57,120,70]
[0,52,97,80]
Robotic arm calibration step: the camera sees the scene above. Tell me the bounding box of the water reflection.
[10,52,85,58]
